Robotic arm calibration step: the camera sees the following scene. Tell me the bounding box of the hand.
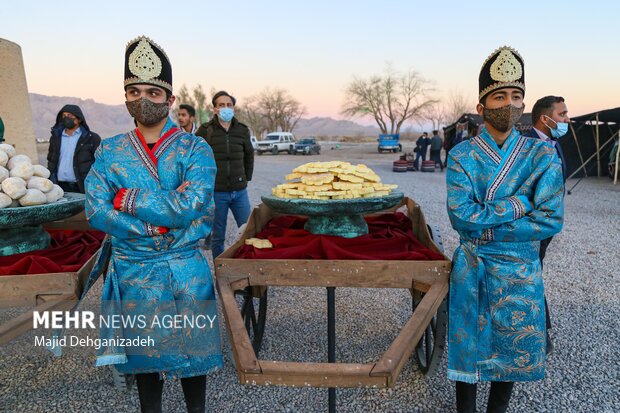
[176,181,190,193]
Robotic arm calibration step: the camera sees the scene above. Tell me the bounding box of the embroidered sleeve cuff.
[145,223,169,236]
[510,196,532,219]
[114,188,140,215]
[113,188,128,211]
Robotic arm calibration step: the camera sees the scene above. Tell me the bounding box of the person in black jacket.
[47,104,101,193]
[523,95,570,355]
[413,132,430,171]
[195,91,254,258]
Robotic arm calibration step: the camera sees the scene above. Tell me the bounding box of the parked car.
[294,137,321,155]
[256,132,296,155]
[250,136,258,151]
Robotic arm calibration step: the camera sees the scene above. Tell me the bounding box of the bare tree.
[257,88,306,133]
[444,89,475,125]
[236,96,268,138]
[421,102,446,131]
[341,67,437,134]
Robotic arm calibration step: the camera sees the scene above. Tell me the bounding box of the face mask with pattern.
[125,97,169,126]
[482,103,524,133]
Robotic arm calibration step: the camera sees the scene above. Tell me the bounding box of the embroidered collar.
[126,117,184,181]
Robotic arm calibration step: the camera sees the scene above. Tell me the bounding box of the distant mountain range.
[29,93,380,140]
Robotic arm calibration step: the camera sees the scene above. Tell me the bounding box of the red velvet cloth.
[235,212,445,261]
[0,230,105,275]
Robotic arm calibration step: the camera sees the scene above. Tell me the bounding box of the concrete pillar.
[0,38,37,161]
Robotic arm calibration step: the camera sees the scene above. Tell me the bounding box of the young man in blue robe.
[446,46,564,413]
[84,36,222,413]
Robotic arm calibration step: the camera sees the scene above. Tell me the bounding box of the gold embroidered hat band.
[124,36,172,94]
[478,46,525,102]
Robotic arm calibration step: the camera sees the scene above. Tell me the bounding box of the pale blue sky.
[2,0,618,121]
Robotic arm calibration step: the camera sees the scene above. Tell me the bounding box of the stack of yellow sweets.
[271,161,398,200]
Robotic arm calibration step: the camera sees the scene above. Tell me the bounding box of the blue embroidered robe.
[446,127,564,383]
[83,118,223,378]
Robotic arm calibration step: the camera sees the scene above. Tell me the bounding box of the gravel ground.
[1,142,619,412]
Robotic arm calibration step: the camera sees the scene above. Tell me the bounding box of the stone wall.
[0,38,37,161]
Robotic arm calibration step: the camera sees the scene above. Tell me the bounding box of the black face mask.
[62,117,76,129]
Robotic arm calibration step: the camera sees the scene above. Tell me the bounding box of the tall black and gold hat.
[478,46,524,102]
[124,36,172,93]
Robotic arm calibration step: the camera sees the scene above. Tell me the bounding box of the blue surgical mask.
[218,107,234,122]
[544,116,568,139]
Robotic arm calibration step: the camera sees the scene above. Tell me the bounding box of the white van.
[256,132,296,155]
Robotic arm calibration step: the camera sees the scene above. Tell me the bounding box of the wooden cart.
[215,197,451,397]
[0,212,97,345]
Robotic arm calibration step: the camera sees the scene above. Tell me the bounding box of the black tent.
[564,108,620,179]
[442,113,533,152]
[442,109,620,181]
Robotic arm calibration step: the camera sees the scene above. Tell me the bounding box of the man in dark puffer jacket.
[196,91,254,258]
[47,104,101,193]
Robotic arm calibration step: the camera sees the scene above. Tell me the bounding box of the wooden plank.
[230,278,249,292]
[217,259,449,288]
[370,282,449,384]
[241,361,389,388]
[0,273,78,307]
[216,279,261,374]
[0,293,77,345]
[0,247,99,308]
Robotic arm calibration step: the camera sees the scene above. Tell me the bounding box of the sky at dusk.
[2,0,619,123]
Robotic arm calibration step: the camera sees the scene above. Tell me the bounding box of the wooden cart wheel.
[412,291,448,375]
[412,225,448,375]
[236,286,268,355]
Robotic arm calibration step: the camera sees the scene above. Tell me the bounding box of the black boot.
[487,381,514,413]
[181,375,206,413]
[136,373,164,413]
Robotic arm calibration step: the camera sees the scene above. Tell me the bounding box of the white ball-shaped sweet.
[0,144,16,158]
[0,166,8,183]
[32,164,51,179]
[45,184,64,203]
[9,162,34,181]
[7,154,32,170]
[19,188,47,206]
[0,192,12,208]
[0,151,7,168]
[1,177,27,199]
[27,176,54,193]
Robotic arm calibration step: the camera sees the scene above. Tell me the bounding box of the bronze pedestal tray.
[261,192,404,238]
[0,193,86,256]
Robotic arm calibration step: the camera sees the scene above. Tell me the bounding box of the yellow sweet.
[272,161,397,200]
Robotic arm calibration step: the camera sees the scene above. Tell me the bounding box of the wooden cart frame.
[0,213,96,345]
[215,197,451,389]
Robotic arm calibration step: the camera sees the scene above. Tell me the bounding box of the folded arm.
[85,146,166,239]
[113,139,216,229]
[446,154,533,233]
[491,157,564,242]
